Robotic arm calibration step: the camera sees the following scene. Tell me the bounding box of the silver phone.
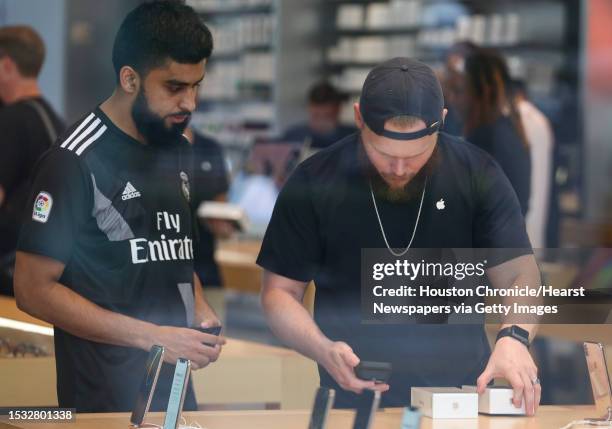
[163,358,192,429]
[584,342,612,422]
[130,345,164,427]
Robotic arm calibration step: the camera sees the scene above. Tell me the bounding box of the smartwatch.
[496,325,530,348]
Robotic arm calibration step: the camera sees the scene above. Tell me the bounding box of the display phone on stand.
[163,358,191,429]
[130,345,165,427]
[584,342,612,424]
[308,387,335,429]
[352,389,381,429]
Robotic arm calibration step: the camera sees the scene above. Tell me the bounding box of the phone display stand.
[583,342,612,426]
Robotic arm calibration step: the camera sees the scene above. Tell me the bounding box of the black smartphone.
[193,325,222,347]
[355,361,392,384]
[163,358,192,429]
[130,345,164,427]
[352,389,381,429]
[308,387,335,429]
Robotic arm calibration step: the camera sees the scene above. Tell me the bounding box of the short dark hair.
[308,81,346,105]
[112,1,213,82]
[0,26,45,78]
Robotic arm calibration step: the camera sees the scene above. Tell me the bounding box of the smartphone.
[130,345,164,427]
[193,325,222,347]
[308,387,335,429]
[163,358,192,429]
[583,342,612,421]
[352,389,381,429]
[355,361,392,384]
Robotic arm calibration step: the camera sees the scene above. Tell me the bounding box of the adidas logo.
[121,182,141,201]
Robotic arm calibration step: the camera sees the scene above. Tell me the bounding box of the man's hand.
[477,337,541,416]
[152,325,224,370]
[319,341,389,394]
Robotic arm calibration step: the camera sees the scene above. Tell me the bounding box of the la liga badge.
[32,191,53,223]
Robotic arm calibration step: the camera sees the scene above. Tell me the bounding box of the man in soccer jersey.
[14,2,223,412]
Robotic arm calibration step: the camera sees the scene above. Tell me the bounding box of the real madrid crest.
[180,171,190,202]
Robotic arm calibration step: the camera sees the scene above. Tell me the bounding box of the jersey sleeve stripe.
[60,112,96,148]
[75,125,107,156]
[67,118,102,151]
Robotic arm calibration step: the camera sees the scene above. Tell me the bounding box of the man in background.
[282,81,356,151]
[0,26,64,295]
[185,127,233,290]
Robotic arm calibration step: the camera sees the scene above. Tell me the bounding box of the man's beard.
[359,137,439,203]
[131,88,190,148]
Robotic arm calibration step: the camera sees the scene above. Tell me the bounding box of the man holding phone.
[14,2,223,412]
[258,58,542,412]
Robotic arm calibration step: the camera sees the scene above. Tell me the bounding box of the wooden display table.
[5,406,604,429]
[215,239,263,294]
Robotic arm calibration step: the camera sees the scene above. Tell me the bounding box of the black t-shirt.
[256,132,531,407]
[17,107,198,412]
[467,116,531,215]
[0,97,64,255]
[191,132,229,286]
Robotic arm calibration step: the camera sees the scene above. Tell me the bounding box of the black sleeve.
[472,157,532,264]
[191,137,229,204]
[256,166,323,282]
[17,148,91,264]
[0,111,24,193]
[205,142,229,197]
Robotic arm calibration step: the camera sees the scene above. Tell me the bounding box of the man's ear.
[354,102,364,129]
[0,56,16,80]
[119,66,140,94]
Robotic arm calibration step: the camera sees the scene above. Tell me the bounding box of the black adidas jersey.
[17,107,198,412]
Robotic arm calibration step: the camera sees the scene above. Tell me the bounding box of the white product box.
[410,387,478,419]
[461,386,526,415]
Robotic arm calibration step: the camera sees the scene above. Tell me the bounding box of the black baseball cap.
[359,57,444,140]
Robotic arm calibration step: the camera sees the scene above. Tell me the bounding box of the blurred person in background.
[512,80,554,248]
[184,127,233,288]
[455,49,531,215]
[0,26,65,296]
[282,81,356,151]
[184,127,234,322]
[441,40,478,136]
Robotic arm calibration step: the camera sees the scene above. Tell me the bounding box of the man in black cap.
[258,58,542,412]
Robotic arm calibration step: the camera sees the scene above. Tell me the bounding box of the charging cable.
[178,416,207,429]
[560,420,612,429]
